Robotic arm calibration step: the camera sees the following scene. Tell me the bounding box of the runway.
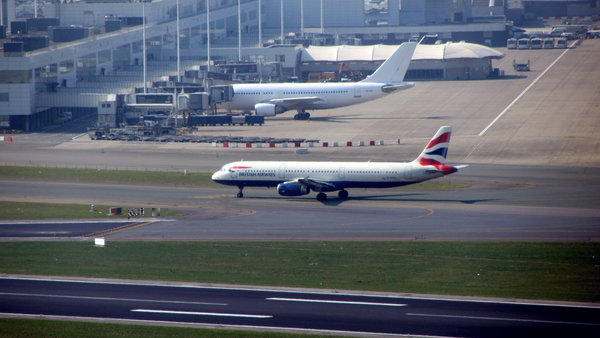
[1,276,598,337]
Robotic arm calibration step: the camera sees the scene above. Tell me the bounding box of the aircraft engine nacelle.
[255,103,286,116]
[277,182,310,196]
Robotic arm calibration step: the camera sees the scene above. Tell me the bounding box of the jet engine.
[255,103,286,116]
[277,182,310,196]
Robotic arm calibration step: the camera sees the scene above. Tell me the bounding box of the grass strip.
[0,166,215,186]
[0,165,467,189]
[0,318,321,338]
[1,242,598,302]
[0,201,184,220]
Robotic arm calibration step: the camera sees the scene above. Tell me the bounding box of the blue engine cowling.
[277,182,310,196]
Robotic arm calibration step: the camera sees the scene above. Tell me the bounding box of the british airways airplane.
[211,126,467,201]
[223,41,418,120]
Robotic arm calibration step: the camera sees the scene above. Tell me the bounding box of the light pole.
[258,0,262,46]
[300,0,304,38]
[238,0,242,61]
[176,0,181,82]
[142,1,147,93]
[206,0,211,71]
[320,0,324,34]
[280,0,284,43]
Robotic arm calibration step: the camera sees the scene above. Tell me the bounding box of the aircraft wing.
[267,96,324,109]
[294,177,337,192]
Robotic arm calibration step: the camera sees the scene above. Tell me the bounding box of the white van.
[556,38,567,48]
[507,38,517,49]
[530,38,543,49]
[517,38,530,49]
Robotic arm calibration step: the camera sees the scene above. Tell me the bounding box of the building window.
[0,93,8,102]
[0,70,32,84]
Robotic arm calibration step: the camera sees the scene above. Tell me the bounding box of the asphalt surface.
[0,219,157,239]
[1,276,598,337]
[1,162,599,241]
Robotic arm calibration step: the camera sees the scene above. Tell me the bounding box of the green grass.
[0,201,184,220]
[1,242,598,302]
[0,166,215,186]
[0,318,321,338]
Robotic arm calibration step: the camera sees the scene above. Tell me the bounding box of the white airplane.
[211,126,468,201]
[223,41,418,120]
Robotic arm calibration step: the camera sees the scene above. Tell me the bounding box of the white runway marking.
[406,312,600,326]
[132,309,272,318]
[478,40,578,137]
[267,297,406,307]
[0,292,227,306]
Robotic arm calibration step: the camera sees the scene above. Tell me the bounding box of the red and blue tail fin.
[417,126,452,166]
[415,126,464,175]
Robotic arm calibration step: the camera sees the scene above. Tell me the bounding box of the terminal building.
[1,0,514,131]
[300,42,504,81]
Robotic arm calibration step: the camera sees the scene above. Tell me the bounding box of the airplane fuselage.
[212,160,444,190]
[224,82,404,112]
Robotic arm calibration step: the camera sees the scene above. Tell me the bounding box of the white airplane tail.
[414,126,467,175]
[361,41,417,84]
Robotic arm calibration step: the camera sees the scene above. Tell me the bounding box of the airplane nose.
[211,171,221,181]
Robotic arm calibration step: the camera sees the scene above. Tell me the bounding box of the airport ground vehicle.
[530,38,543,49]
[556,38,567,48]
[513,59,530,72]
[517,38,530,49]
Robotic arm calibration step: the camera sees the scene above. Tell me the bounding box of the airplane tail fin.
[361,41,417,84]
[414,126,467,175]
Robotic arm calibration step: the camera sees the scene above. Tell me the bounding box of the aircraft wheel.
[237,192,244,198]
[294,112,310,120]
[316,192,327,201]
[338,190,349,199]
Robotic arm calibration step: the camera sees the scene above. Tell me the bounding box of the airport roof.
[301,42,504,62]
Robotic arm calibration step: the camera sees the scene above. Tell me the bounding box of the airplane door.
[338,167,345,180]
[278,164,286,180]
[403,167,413,180]
[354,85,362,98]
[230,167,238,179]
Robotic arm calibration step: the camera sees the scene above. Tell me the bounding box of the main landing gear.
[293,109,311,120]
[237,186,244,198]
[316,190,349,201]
